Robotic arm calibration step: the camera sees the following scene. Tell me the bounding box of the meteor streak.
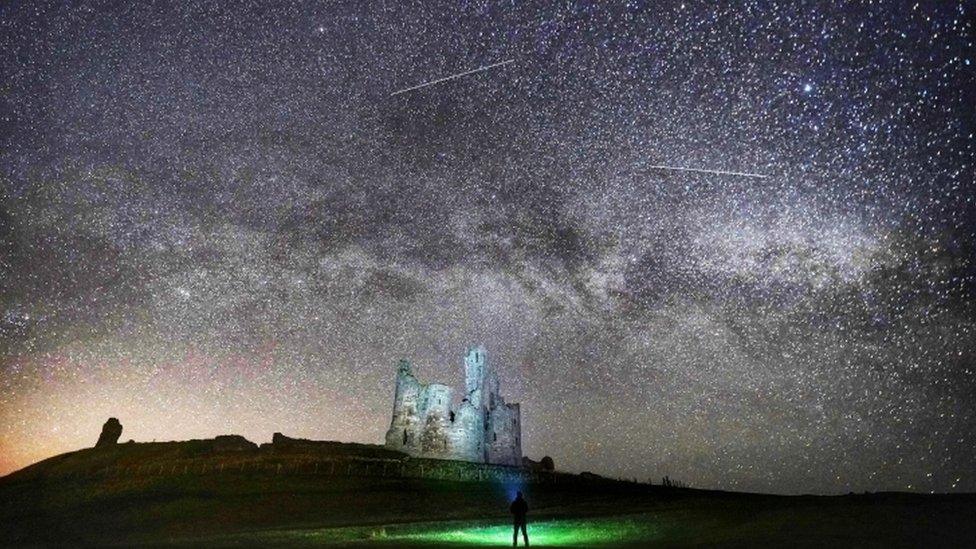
[390,59,515,96]
[645,165,769,179]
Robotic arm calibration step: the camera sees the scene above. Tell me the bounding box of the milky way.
[1,1,974,494]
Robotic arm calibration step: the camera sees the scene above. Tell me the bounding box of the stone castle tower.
[384,345,522,466]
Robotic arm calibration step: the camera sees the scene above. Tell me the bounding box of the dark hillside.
[1,437,974,547]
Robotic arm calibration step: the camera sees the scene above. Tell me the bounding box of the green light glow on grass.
[391,518,656,546]
[179,516,660,546]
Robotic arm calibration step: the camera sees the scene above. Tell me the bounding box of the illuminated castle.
[384,345,522,466]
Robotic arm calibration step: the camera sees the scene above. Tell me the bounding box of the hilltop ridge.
[2,434,975,547]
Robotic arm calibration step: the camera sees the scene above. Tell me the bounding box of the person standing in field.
[510,491,529,546]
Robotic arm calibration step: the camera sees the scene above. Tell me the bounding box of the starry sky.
[1,1,974,494]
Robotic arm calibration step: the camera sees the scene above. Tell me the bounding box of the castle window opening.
[449,411,455,422]
[493,432,497,442]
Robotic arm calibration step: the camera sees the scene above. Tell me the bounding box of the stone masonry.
[384,345,522,466]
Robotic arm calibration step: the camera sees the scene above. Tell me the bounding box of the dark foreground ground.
[1,441,974,547]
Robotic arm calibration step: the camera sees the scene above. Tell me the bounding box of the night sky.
[1,1,974,494]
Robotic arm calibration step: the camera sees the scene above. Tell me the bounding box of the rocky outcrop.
[522,455,555,472]
[272,432,300,447]
[212,435,258,452]
[95,418,123,448]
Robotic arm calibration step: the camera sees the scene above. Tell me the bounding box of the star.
[0,0,972,496]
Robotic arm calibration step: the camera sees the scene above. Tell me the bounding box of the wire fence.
[71,455,566,485]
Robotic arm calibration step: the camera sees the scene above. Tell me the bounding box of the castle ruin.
[384,345,522,466]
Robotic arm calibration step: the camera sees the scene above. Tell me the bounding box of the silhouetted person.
[510,491,529,547]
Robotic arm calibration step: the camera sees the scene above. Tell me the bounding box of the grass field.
[2,441,974,547]
[145,494,976,548]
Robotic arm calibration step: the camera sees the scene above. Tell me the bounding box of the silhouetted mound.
[522,455,555,472]
[213,435,259,452]
[267,432,406,459]
[1,434,413,488]
[95,417,123,448]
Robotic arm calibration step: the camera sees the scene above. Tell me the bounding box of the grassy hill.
[1,436,974,547]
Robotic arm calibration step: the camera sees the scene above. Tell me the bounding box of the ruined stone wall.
[384,346,522,466]
[447,401,483,462]
[486,400,522,466]
[419,383,453,457]
[464,347,486,408]
[384,360,423,453]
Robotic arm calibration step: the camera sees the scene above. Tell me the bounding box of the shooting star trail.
[645,165,769,179]
[390,59,515,96]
